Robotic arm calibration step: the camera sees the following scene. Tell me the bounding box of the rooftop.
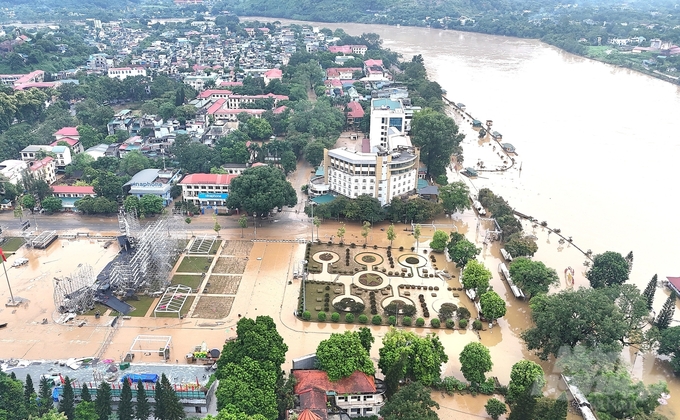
[293,370,377,395]
[54,127,79,137]
[52,185,95,195]
[372,98,402,111]
[179,173,238,185]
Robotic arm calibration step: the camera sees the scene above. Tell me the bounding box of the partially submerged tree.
[316,331,375,381]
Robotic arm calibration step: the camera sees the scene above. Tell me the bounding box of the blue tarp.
[121,373,159,383]
[52,387,60,402]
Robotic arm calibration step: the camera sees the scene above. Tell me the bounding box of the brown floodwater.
[248,17,680,417]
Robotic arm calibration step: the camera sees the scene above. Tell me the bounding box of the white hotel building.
[311,98,419,206]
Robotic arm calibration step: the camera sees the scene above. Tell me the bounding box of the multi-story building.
[29,157,56,185]
[52,127,84,154]
[123,168,181,206]
[107,67,147,80]
[179,173,238,209]
[0,160,27,184]
[313,98,419,206]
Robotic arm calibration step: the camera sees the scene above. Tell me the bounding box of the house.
[29,157,56,185]
[291,370,386,419]
[107,67,146,80]
[20,145,53,161]
[0,70,44,87]
[53,127,84,154]
[123,168,181,206]
[107,109,135,135]
[263,68,282,84]
[50,146,73,172]
[418,184,439,201]
[52,185,96,210]
[346,102,364,128]
[363,59,386,81]
[0,160,28,184]
[179,173,238,209]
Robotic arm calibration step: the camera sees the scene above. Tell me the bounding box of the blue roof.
[51,146,67,153]
[417,179,429,189]
[315,166,324,177]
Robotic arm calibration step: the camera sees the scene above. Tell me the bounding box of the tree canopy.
[429,230,449,252]
[522,288,630,360]
[316,331,375,381]
[461,259,491,296]
[459,342,493,386]
[508,257,559,298]
[226,166,297,216]
[379,382,439,420]
[378,329,448,386]
[446,232,480,268]
[410,108,464,178]
[479,291,507,321]
[586,251,630,288]
[438,181,470,214]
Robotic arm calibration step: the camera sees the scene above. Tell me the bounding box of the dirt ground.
[221,240,253,256]
[212,257,248,274]
[192,296,234,319]
[204,275,241,295]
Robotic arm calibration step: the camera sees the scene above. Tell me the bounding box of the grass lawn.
[209,240,222,255]
[0,237,25,254]
[172,274,203,290]
[154,296,194,318]
[125,295,156,317]
[177,256,213,273]
[83,303,110,316]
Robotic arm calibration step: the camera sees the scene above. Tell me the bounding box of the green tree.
[658,326,680,375]
[74,402,98,420]
[93,172,124,201]
[642,274,658,310]
[316,331,375,381]
[0,372,28,420]
[244,118,273,140]
[479,291,507,321]
[226,166,297,217]
[123,195,139,214]
[429,230,448,252]
[280,150,296,174]
[214,220,222,236]
[357,326,374,353]
[312,216,320,239]
[485,398,508,420]
[134,380,150,420]
[459,342,492,386]
[41,196,63,213]
[94,382,111,420]
[461,259,491,297]
[77,125,104,150]
[508,257,559,298]
[337,223,346,244]
[380,382,439,420]
[378,329,448,386]
[302,141,325,166]
[120,151,150,176]
[38,377,53,416]
[80,384,91,403]
[58,377,75,420]
[21,194,36,210]
[386,223,396,246]
[413,224,421,250]
[438,181,470,214]
[118,379,133,420]
[360,221,371,244]
[238,215,248,238]
[410,108,464,178]
[586,251,630,288]
[446,233,480,268]
[655,293,676,330]
[522,288,629,360]
[138,195,163,216]
[215,357,278,418]
[24,374,35,407]
[159,374,185,420]
[503,233,539,257]
[506,360,545,404]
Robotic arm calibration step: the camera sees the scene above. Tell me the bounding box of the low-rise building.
[52,185,96,210]
[179,173,237,209]
[53,127,84,154]
[107,67,146,80]
[291,369,385,419]
[123,168,181,206]
[0,160,28,184]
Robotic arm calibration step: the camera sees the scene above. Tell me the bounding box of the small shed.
[501,143,516,153]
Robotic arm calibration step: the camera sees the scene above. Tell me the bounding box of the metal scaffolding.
[109,214,184,295]
[53,264,97,314]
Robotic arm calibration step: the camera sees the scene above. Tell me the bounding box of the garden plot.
[204,275,241,295]
[221,241,253,256]
[212,257,248,274]
[192,296,234,319]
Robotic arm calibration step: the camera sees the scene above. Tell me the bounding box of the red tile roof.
[52,185,95,195]
[299,389,327,410]
[30,157,54,172]
[364,59,383,67]
[264,68,282,79]
[54,127,79,137]
[293,370,377,395]
[51,137,79,147]
[179,173,238,185]
[206,99,226,115]
[198,89,233,99]
[347,102,365,118]
[298,408,322,420]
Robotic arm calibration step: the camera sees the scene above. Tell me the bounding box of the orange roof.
[179,173,238,185]
[298,409,322,420]
[293,370,377,395]
[52,185,95,195]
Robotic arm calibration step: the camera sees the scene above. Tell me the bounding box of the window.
[337,396,347,402]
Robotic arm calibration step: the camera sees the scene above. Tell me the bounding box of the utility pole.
[2,257,16,306]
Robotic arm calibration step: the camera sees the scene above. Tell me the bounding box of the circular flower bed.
[358,273,384,287]
[319,253,334,261]
[361,255,376,263]
[405,256,420,265]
